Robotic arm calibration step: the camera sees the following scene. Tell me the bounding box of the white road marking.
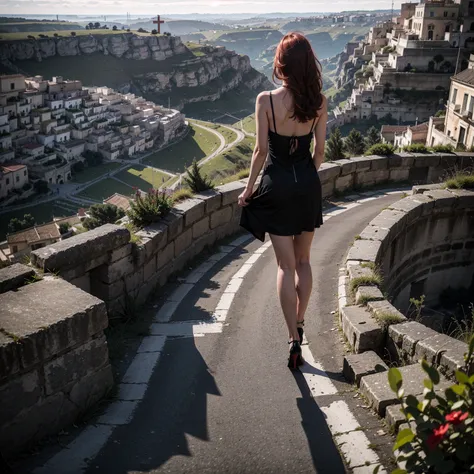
[117,383,148,401]
[97,400,138,425]
[122,352,162,384]
[321,400,361,434]
[150,321,224,336]
[137,335,166,353]
[300,345,339,397]
[335,431,380,469]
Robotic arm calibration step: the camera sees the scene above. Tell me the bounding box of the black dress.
[240,92,324,242]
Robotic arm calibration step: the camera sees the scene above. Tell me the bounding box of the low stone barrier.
[342,186,474,378]
[0,267,113,457]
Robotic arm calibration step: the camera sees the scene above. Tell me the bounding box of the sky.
[2,0,401,16]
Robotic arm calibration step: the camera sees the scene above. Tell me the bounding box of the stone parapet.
[0,278,113,457]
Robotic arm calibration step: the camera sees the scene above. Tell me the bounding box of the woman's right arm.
[313,95,328,171]
[238,92,269,207]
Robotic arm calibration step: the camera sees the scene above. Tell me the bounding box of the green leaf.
[372,466,381,474]
[424,379,433,390]
[398,388,405,398]
[425,450,444,465]
[421,359,440,384]
[455,370,469,385]
[423,389,436,400]
[449,431,460,440]
[418,399,430,413]
[405,395,419,408]
[391,470,407,474]
[451,400,465,410]
[456,443,471,461]
[450,384,466,396]
[393,428,414,451]
[388,368,403,393]
[437,459,455,473]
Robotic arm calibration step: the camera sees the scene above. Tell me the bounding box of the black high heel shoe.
[288,340,304,370]
[297,320,305,344]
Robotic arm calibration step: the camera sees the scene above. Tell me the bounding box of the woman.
[238,32,327,370]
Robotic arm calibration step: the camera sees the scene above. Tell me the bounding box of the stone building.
[0,164,28,199]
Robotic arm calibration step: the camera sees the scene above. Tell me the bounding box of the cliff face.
[0,33,187,62]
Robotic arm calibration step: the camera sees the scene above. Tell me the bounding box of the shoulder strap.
[269,92,277,133]
[310,115,318,133]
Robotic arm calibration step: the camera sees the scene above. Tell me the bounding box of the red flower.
[445,411,469,425]
[426,423,450,450]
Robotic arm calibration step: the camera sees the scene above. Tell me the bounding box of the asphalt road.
[81,193,402,474]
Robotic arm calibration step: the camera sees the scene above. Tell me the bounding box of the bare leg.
[269,234,299,342]
[294,231,314,324]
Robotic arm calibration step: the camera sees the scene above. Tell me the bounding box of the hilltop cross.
[153,15,165,34]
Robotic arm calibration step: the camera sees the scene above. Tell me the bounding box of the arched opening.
[428,24,435,40]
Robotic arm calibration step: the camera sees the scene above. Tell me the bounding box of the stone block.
[397,153,415,168]
[389,168,410,182]
[347,262,373,281]
[218,181,246,206]
[92,278,125,302]
[109,243,133,264]
[336,159,357,176]
[346,239,381,263]
[416,333,468,366]
[31,224,130,272]
[335,173,354,192]
[210,206,232,229]
[369,155,388,170]
[193,216,210,239]
[69,364,114,411]
[413,154,440,168]
[369,209,406,233]
[359,225,390,242]
[0,332,18,384]
[318,162,341,180]
[157,241,174,270]
[0,264,35,294]
[386,154,402,167]
[343,351,388,386]
[0,279,108,379]
[174,227,193,257]
[143,255,157,282]
[124,267,144,293]
[355,286,384,305]
[163,210,184,241]
[135,221,167,258]
[351,156,373,171]
[412,183,443,194]
[43,335,109,395]
[194,189,222,214]
[174,198,206,227]
[385,404,405,431]
[367,300,407,326]
[96,254,135,284]
[360,363,451,416]
[321,179,335,198]
[0,370,42,425]
[450,188,474,210]
[355,169,390,187]
[425,189,456,208]
[341,306,384,353]
[69,273,91,293]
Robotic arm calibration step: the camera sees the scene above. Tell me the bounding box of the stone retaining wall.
[0,266,113,457]
[342,186,474,378]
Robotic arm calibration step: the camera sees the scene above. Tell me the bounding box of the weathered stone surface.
[210,206,232,229]
[194,189,222,214]
[413,154,440,168]
[335,173,354,192]
[321,179,335,198]
[174,227,193,257]
[0,370,41,425]
[367,300,407,325]
[336,158,357,176]
[174,198,206,227]
[157,241,174,270]
[388,321,439,360]
[319,162,341,180]
[0,279,107,379]
[369,156,388,170]
[31,224,130,272]
[43,335,109,395]
[368,209,406,232]
[450,188,474,209]
[359,225,390,242]
[143,255,157,282]
[192,216,210,239]
[343,351,388,385]
[346,239,381,263]
[425,189,456,208]
[0,263,35,294]
[440,342,471,376]
[385,404,405,431]
[360,363,451,416]
[416,333,468,366]
[412,183,444,194]
[355,286,384,305]
[347,262,374,281]
[163,210,183,241]
[96,254,135,284]
[351,156,373,171]
[109,243,133,264]
[69,274,91,293]
[341,306,384,353]
[218,181,246,206]
[135,221,167,257]
[389,168,410,182]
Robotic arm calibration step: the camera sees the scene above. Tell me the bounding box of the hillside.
[0,34,271,118]
[0,19,83,33]
[129,19,231,35]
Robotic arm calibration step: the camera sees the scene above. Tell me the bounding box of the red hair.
[273,32,323,123]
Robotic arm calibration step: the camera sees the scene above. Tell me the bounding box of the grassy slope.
[115,166,170,190]
[77,178,134,202]
[71,162,122,183]
[0,29,165,40]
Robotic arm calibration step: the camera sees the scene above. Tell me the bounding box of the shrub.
[70,31,76,36]
[72,161,85,173]
[171,188,193,202]
[385,336,474,474]
[365,143,395,156]
[83,203,125,230]
[430,144,453,153]
[59,222,71,235]
[403,144,429,154]
[151,29,158,35]
[183,159,214,193]
[22,182,32,191]
[325,128,345,161]
[8,214,35,234]
[345,129,366,156]
[435,110,446,118]
[349,273,383,295]
[127,189,173,228]
[445,172,474,189]
[365,126,382,148]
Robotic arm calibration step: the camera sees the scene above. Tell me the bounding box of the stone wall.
[342,186,474,378]
[0,265,113,457]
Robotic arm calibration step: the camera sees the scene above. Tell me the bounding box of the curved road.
[27,189,405,474]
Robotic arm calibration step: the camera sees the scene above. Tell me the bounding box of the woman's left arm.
[238,92,269,207]
[313,95,328,171]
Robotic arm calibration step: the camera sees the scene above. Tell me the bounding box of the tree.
[72,161,85,173]
[85,25,90,30]
[7,214,36,234]
[83,204,125,231]
[325,128,345,162]
[365,126,381,148]
[88,22,94,29]
[83,150,103,167]
[183,159,214,193]
[151,29,158,35]
[70,31,76,36]
[433,54,444,71]
[54,33,59,37]
[345,129,366,156]
[112,25,118,31]
[59,222,71,235]
[94,22,101,29]
[34,180,49,194]
[126,28,130,32]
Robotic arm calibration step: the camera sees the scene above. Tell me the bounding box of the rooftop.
[381,125,408,134]
[7,222,60,245]
[1,164,26,173]
[452,68,474,87]
[104,193,132,212]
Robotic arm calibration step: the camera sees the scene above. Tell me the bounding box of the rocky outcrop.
[0,33,187,62]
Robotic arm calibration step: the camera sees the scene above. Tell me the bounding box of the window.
[463,93,469,111]
[470,1,474,7]
[469,96,474,114]
[10,82,14,90]
[16,175,19,183]
[430,11,434,17]
[23,170,26,176]
[6,178,9,185]
[452,87,458,104]
[444,11,448,17]
[12,246,17,253]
